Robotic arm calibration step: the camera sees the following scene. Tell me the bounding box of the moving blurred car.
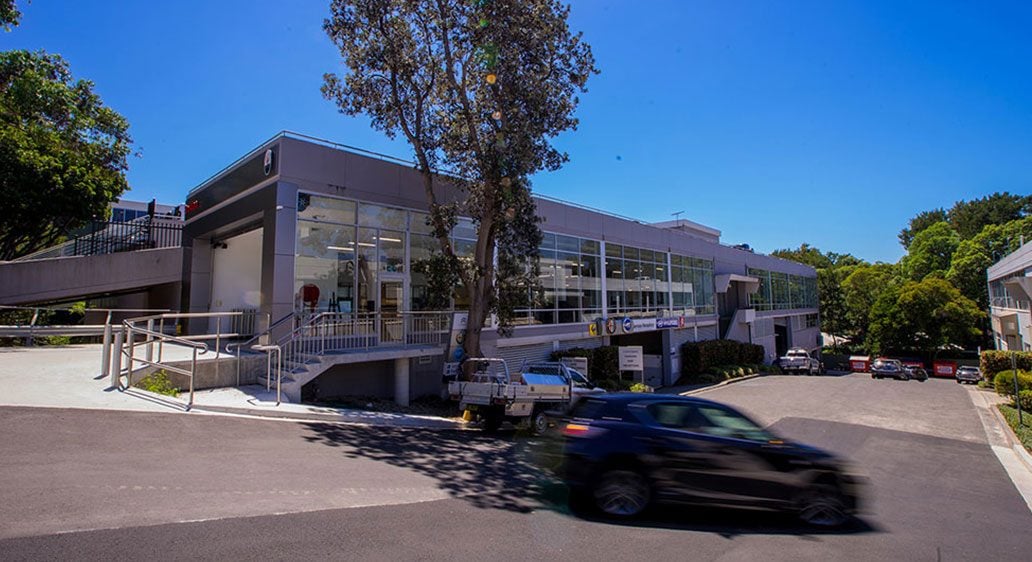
[955,366,982,385]
[871,358,909,380]
[559,393,865,526]
[904,365,929,382]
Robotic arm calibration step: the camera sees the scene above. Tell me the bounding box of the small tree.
[323,0,597,367]
[0,50,132,260]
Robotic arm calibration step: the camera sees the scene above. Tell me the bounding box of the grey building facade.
[181,132,819,402]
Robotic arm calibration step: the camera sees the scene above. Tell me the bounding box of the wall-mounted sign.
[631,318,657,332]
[588,320,601,337]
[618,346,644,371]
[605,318,617,335]
[622,317,634,333]
[656,317,681,329]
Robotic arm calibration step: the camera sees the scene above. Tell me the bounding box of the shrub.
[135,370,180,397]
[551,346,620,382]
[993,370,1032,398]
[629,382,653,393]
[981,351,1032,379]
[681,340,768,376]
[1018,390,1032,412]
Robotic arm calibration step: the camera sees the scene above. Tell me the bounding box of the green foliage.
[551,346,621,386]
[899,208,947,249]
[0,50,132,260]
[900,222,960,281]
[842,264,899,345]
[1,0,19,30]
[980,350,1032,378]
[993,370,1032,398]
[947,192,1032,240]
[1018,390,1032,412]
[867,277,983,356]
[322,0,596,355]
[628,382,652,393]
[947,216,1032,309]
[135,370,180,397]
[997,405,1032,454]
[680,340,765,376]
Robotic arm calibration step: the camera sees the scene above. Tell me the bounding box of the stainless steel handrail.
[119,311,261,409]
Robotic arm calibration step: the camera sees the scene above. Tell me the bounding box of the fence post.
[189,348,196,410]
[100,311,113,377]
[145,319,154,363]
[26,308,39,347]
[111,329,124,389]
[127,328,135,388]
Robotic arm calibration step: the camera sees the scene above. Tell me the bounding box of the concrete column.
[394,357,410,407]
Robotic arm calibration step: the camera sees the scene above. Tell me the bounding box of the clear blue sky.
[4,0,1031,263]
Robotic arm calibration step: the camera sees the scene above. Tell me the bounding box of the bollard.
[111,329,124,389]
[100,316,113,378]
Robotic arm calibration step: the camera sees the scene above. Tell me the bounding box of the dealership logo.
[605,318,617,335]
[622,317,634,333]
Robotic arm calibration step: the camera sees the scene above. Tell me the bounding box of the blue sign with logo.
[622,317,634,333]
[656,317,681,329]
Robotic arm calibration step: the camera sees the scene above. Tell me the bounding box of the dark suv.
[560,393,864,526]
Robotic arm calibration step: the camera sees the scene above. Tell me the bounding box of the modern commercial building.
[988,240,1032,351]
[179,132,819,403]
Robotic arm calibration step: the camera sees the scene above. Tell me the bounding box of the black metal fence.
[71,219,183,257]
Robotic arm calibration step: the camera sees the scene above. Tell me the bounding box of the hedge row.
[681,340,766,376]
[981,351,1032,378]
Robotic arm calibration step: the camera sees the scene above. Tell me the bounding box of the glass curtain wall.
[669,255,716,315]
[748,268,818,311]
[517,233,603,325]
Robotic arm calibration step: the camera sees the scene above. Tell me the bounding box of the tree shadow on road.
[300,423,562,514]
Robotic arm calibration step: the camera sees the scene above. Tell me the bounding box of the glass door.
[379,278,405,344]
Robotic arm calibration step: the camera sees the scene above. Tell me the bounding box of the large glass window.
[669,254,714,315]
[604,243,670,317]
[517,232,603,325]
[749,268,818,311]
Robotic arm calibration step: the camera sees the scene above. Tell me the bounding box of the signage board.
[631,318,657,332]
[656,317,683,329]
[618,346,644,371]
[560,356,589,375]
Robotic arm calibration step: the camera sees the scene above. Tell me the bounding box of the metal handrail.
[117,310,261,409]
[229,311,301,386]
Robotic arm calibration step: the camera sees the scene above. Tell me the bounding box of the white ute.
[778,348,823,375]
[447,358,605,434]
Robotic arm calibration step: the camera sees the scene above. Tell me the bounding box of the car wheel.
[956,379,962,384]
[593,469,651,517]
[531,410,550,436]
[797,485,848,527]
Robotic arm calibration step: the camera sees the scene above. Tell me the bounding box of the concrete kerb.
[122,385,470,430]
[675,373,765,396]
[986,393,1032,473]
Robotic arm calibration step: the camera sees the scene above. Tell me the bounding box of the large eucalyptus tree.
[323,0,596,364]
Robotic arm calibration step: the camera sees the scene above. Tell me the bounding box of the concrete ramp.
[0,247,184,305]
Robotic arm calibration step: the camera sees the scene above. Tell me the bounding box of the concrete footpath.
[0,344,465,430]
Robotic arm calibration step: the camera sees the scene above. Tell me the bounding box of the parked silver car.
[955,366,982,385]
